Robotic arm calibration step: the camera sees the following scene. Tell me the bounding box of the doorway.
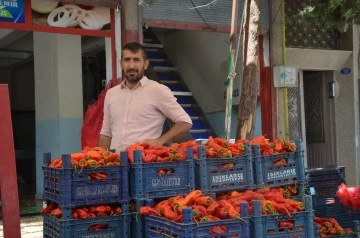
[303,71,336,168]
[0,29,107,215]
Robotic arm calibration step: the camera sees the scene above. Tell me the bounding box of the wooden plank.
[0,84,21,238]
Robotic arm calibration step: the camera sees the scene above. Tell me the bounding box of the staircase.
[143,29,216,140]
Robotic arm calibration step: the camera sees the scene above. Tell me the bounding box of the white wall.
[157,29,231,113]
[153,29,262,138]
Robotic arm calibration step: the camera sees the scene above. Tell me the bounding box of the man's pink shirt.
[100,76,192,152]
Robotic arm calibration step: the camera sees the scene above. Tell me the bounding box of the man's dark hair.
[122,42,147,60]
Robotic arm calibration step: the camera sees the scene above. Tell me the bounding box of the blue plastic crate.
[314,201,360,229]
[131,199,153,238]
[129,148,195,199]
[251,196,314,238]
[145,204,250,238]
[42,152,129,207]
[252,140,306,188]
[195,143,254,196]
[43,213,131,238]
[314,220,360,238]
[306,166,346,202]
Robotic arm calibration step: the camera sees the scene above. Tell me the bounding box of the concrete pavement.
[0,215,43,238]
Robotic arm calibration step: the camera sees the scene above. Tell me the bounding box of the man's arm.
[143,121,192,146]
[98,134,111,149]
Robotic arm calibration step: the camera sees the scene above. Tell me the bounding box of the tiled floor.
[0,215,43,238]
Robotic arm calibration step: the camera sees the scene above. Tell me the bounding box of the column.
[121,0,141,45]
[33,32,83,195]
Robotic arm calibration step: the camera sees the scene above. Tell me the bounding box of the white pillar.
[33,32,83,195]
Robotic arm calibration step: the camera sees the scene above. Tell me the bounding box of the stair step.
[143,43,163,48]
[145,48,162,52]
[153,66,177,72]
[149,58,165,63]
[143,38,159,43]
[191,116,203,120]
[180,103,193,108]
[160,80,178,84]
[172,91,193,96]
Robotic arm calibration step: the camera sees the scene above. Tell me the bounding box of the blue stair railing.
[143,28,216,140]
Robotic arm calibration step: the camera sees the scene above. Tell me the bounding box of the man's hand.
[98,134,111,149]
[143,121,192,146]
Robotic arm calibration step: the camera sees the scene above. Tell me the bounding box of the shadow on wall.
[205,105,262,139]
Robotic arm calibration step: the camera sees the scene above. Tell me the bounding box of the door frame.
[299,70,337,168]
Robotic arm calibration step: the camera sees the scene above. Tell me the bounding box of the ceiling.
[0,30,33,69]
[0,29,106,70]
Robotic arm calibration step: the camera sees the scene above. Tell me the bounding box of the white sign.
[273,66,298,87]
[212,173,244,184]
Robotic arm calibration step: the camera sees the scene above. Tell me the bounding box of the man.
[98,42,192,152]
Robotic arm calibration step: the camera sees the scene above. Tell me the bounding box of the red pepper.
[284,199,304,211]
[161,204,181,221]
[126,143,147,163]
[274,158,287,165]
[89,224,108,231]
[287,143,296,152]
[96,160,105,168]
[95,205,108,213]
[41,202,58,214]
[51,207,62,218]
[273,140,284,153]
[140,206,159,216]
[191,205,207,218]
[87,159,97,168]
[209,225,228,234]
[157,169,166,176]
[218,200,240,218]
[49,158,62,168]
[173,190,202,213]
[193,196,214,207]
[86,150,102,161]
[214,206,228,219]
[115,207,122,215]
[267,200,292,218]
[206,200,219,214]
[286,184,298,195]
[278,221,294,227]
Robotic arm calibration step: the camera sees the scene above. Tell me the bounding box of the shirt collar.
[120,76,148,89]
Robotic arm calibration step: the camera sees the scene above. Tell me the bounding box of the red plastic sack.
[81,79,119,149]
[336,183,360,209]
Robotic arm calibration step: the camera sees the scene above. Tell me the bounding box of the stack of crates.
[250,140,315,237]
[42,152,131,238]
[128,148,196,238]
[251,196,315,237]
[252,139,307,200]
[306,165,360,236]
[306,166,346,205]
[145,203,250,237]
[195,142,254,197]
[313,201,360,237]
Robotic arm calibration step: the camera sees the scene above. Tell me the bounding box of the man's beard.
[125,69,144,83]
